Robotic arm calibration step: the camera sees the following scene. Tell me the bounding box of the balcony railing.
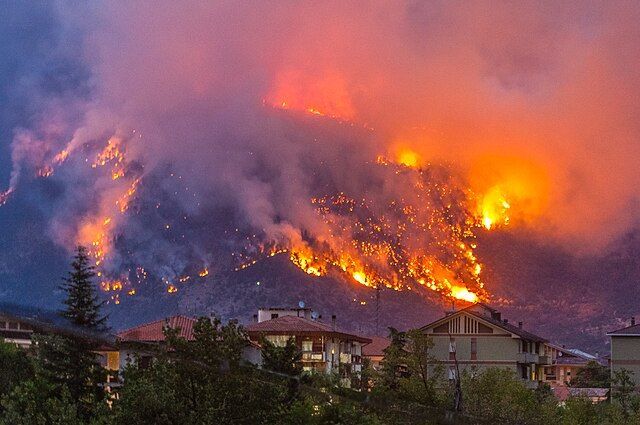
[538,355,550,365]
[301,352,325,362]
[516,352,539,364]
[339,353,352,364]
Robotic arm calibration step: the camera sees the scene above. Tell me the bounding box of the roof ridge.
[118,314,197,336]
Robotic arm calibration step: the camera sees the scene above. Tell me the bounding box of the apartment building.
[607,317,640,387]
[245,307,371,386]
[420,303,550,387]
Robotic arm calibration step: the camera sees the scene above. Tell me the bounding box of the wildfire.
[470,155,549,231]
[395,148,421,168]
[198,267,209,277]
[479,186,511,230]
[450,286,478,303]
[238,158,490,303]
[0,189,13,206]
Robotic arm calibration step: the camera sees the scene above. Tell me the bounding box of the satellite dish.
[298,300,306,308]
[311,311,319,320]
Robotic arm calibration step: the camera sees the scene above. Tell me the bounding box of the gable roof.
[607,324,640,336]
[245,315,371,344]
[553,386,609,402]
[362,336,390,357]
[420,305,547,343]
[117,316,197,342]
[466,310,547,343]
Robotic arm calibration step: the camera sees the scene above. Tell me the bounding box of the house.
[542,343,601,386]
[0,314,34,348]
[420,303,550,387]
[362,336,391,371]
[0,304,120,380]
[116,315,262,370]
[607,317,640,388]
[552,387,609,405]
[0,304,115,351]
[245,307,371,386]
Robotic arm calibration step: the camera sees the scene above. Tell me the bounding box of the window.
[471,338,477,361]
[449,338,456,360]
[8,322,18,330]
[271,313,279,319]
[302,340,313,352]
[448,366,457,380]
[265,335,292,347]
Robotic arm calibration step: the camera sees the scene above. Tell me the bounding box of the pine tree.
[37,245,110,418]
[60,245,108,330]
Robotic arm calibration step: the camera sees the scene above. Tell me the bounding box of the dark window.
[8,322,18,330]
[312,341,323,352]
[271,313,279,319]
[471,337,477,361]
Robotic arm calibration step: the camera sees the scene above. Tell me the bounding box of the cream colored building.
[542,343,600,386]
[608,318,640,387]
[246,307,371,386]
[421,303,550,387]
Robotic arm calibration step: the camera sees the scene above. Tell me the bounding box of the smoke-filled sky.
[2,1,640,334]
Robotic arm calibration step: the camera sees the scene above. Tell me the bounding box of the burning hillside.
[3,1,640,336]
[0,98,521,306]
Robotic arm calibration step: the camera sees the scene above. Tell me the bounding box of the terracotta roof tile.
[117,315,197,342]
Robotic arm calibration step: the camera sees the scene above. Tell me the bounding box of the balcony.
[339,353,352,364]
[538,355,550,365]
[516,352,539,364]
[301,352,325,362]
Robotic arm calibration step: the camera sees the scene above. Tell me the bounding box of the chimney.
[253,314,258,323]
[492,311,501,321]
[518,321,523,329]
[331,314,337,331]
[503,319,508,324]
[632,317,636,326]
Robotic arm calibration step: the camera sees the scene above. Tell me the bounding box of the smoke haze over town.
[3,1,640,352]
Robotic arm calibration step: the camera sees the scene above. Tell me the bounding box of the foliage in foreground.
[5,248,640,423]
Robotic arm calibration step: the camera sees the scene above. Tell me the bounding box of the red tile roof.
[117,316,197,342]
[362,336,390,357]
[552,386,609,402]
[245,316,371,343]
